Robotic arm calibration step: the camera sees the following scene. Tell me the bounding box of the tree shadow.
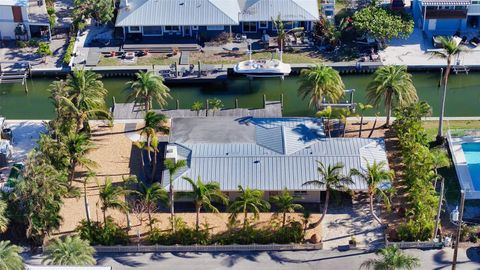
[96,253,146,267]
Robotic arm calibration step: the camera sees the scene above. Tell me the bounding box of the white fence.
[93,243,323,253]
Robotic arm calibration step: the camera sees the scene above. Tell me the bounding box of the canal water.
[0,71,478,119]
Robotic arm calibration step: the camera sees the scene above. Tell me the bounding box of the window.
[207,25,224,31]
[164,26,180,32]
[293,191,307,196]
[143,26,162,36]
[242,22,257,33]
[473,0,480,4]
[129,26,141,32]
[259,21,268,29]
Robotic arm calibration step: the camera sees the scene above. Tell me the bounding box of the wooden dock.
[112,101,283,120]
[0,62,31,91]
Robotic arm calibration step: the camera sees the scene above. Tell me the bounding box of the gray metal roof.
[163,117,389,192]
[116,0,240,27]
[238,0,319,22]
[421,0,470,5]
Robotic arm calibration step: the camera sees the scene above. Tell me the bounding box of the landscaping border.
[92,243,323,253]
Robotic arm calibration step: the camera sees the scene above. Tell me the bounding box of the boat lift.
[317,89,356,112]
[0,61,31,92]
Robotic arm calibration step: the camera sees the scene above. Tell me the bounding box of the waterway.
[0,71,478,119]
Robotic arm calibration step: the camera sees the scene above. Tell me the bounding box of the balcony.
[425,9,468,19]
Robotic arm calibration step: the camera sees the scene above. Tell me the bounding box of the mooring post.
[235,98,238,108]
[280,94,284,109]
[198,61,201,78]
[24,76,28,93]
[176,99,179,110]
[205,99,209,117]
[174,62,178,78]
[112,96,116,112]
[263,94,266,109]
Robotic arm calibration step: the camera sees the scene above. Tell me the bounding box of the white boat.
[233,59,291,77]
[233,41,291,78]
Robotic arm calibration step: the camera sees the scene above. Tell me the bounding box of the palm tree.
[65,68,110,133]
[181,176,228,230]
[191,101,204,116]
[360,245,420,270]
[164,159,187,232]
[316,106,334,138]
[126,71,171,112]
[431,148,450,240]
[228,185,271,227]
[273,15,287,50]
[270,188,303,227]
[0,200,8,233]
[83,171,96,224]
[133,141,151,180]
[303,161,352,226]
[298,65,345,110]
[336,108,357,137]
[208,98,223,116]
[42,235,96,266]
[0,241,23,270]
[430,36,467,142]
[98,177,128,224]
[137,182,168,231]
[366,65,418,126]
[65,132,98,185]
[351,160,394,224]
[358,103,373,137]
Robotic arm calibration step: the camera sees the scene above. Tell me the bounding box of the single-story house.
[162,117,389,203]
[0,0,51,40]
[115,0,319,40]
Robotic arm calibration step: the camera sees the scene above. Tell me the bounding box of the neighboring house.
[412,0,473,36]
[162,117,389,203]
[0,0,50,40]
[319,0,335,21]
[115,0,319,41]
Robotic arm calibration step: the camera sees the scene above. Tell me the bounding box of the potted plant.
[349,236,357,248]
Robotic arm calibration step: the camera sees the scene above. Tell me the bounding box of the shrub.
[76,217,129,246]
[397,219,435,241]
[28,39,39,47]
[16,40,27,48]
[49,14,56,29]
[36,42,53,57]
[47,7,55,15]
[148,227,210,245]
[63,37,76,65]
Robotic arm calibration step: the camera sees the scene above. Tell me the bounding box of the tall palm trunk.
[84,180,91,224]
[150,149,158,182]
[69,160,77,186]
[282,211,287,227]
[139,149,147,181]
[243,208,248,228]
[359,115,364,137]
[102,207,107,225]
[312,190,329,228]
[170,183,176,232]
[342,119,347,137]
[147,208,153,232]
[437,58,451,142]
[385,90,393,127]
[369,192,382,224]
[195,203,201,231]
[368,115,378,138]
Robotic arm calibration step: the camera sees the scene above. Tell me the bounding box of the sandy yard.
[55,119,391,246]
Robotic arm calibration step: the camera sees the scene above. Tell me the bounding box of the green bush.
[16,40,27,48]
[397,219,435,241]
[27,39,39,47]
[36,42,52,57]
[49,15,56,29]
[63,37,76,65]
[47,7,55,15]
[148,221,304,246]
[76,217,129,246]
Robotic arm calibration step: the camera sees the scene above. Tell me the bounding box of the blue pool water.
[462,143,480,190]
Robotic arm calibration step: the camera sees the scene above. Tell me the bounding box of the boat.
[233,42,291,78]
[233,58,292,78]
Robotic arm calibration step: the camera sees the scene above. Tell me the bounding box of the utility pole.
[452,190,465,270]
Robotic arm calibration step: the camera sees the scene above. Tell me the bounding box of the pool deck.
[447,130,480,199]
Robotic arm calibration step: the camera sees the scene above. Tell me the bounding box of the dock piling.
[205,99,209,117]
[263,94,266,109]
[280,94,284,109]
[176,99,180,110]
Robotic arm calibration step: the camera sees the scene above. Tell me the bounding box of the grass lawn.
[97,54,179,66]
[422,120,480,142]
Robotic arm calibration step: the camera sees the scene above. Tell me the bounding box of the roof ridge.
[208,0,239,24]
[289,0,319,20]
[280,125,287,155]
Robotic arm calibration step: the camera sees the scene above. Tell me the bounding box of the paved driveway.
[24,247,480,270]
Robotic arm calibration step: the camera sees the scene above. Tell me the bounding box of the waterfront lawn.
[422,120,480,142]
[97,54,179,66]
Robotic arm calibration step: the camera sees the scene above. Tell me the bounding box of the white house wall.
[0,5,29,39]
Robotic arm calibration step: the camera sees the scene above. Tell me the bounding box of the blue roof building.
[162,117,389,202]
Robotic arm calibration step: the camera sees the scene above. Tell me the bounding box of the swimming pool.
[462,143,480,190]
